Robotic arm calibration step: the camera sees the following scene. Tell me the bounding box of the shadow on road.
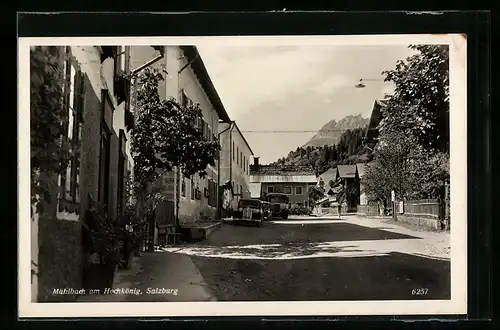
[192,252,451,301]
[203,222,419,247]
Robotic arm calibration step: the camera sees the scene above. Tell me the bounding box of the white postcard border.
[18,34,467,318]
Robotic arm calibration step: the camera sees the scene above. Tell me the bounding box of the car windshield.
[268,195,288,204]
[239,200,261,209]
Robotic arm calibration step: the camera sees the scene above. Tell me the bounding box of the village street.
[89,215,451,303]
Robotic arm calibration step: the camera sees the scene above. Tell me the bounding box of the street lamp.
[354,78,386,89]
[354,79,366,89]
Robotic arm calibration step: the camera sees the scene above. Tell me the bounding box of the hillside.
[302,114,369,148]
[271,126,373,175]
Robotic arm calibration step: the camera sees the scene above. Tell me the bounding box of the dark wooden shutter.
[78,71,85,122]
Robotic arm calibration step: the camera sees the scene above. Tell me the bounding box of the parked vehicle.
[233,199,264,227]
[261,201,271,220]
[265,193,290,219]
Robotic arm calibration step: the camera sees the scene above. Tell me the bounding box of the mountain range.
[302,114,369,148]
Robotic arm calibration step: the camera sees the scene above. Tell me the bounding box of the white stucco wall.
[74,46,134,179]
[219,123,253,209]
[177,48,221,222]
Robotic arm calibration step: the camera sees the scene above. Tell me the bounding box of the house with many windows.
[218,121,254,214]
[31,45,133,302]
[128,46,232,228]
[249,159,317,207]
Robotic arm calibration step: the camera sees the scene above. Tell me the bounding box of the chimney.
[253,157,259,167]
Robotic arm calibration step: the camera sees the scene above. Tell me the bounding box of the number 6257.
[411,288,428,295]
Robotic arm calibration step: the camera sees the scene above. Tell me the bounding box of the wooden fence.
[357,204,379,216]
[395,199,446,230]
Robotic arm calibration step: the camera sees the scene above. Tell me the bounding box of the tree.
[30,46,72,215]
[362,131,424,201]
[130,67,221,219]
[381,45,449,153]
[308,186,324,204]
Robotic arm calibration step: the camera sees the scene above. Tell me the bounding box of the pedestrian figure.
[337,202,341,219]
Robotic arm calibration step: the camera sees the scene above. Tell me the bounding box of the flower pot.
[83,262,116,293]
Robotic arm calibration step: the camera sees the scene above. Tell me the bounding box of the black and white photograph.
[19,34,467,317]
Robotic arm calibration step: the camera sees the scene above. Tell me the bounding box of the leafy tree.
[362,131,424,201]
[30,46,72,215]
[381,45,449,153]
[308,186,325,204]
[130,67,221,219]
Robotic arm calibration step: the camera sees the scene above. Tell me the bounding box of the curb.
[181,221,222,242]
[204,221,222,238]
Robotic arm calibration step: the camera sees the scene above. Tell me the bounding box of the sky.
[197,45,416,164]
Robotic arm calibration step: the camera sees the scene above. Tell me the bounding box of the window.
[236,146,239,165]
[240,152,243,168]
[295,186,303,195]
[117,130,127,217]
[284,186,292,194]
[61,47,84,205]
[244,156,246,171]
[267,186,274,194]
[232,142,235,160]
[98,126,111,209]
[181,178,186,197]
[240,185,243,196]
[118,46,126,72]
[191,176,195,200]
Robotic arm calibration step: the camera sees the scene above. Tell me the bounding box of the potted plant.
[82,201,121,292]
[118,206,145,269]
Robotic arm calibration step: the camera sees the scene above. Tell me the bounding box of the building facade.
[356,163,368,205]
[128,46,231,226]
[337,164,360,210]
[31,45,133,302]
[249,161,317,207]
[219,122,254,211]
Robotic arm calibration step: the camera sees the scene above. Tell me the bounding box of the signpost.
[391,190,396,220]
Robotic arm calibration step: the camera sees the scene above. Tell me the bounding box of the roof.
[326,185,342,195]
[250,165,315,176]
[232,122,254,155]
[318,168,339,186]
[180,46,231,123]
[249,182,261,198]
[365,99,388,139]
[250,175,317,184]
[356,163,367,178]
[337,165,357,178]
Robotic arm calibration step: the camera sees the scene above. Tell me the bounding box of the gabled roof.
[250,175,317,184]
[250,165,315,176]
[232,122,254,155]
[365,99,388,139]
[356,163,367,178]
[326,185,342,195]
[180,46,231,123]
[317,167,339,188]
[337,165,357,178]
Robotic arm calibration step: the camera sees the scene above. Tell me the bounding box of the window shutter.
[78,71,85,122]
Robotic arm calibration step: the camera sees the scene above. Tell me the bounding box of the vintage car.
[261,201,271,220]
[265,193,290,219]
[233,198,264,227]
